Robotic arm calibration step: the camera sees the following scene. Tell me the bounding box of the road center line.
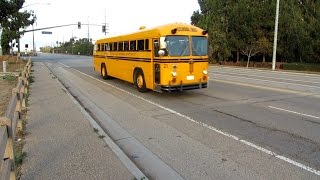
[269,106,320,119]
[59,62,320,176]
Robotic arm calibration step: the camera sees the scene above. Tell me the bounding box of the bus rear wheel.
[134,70,147,92]
[101,64,109,80]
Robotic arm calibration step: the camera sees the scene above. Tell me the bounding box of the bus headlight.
[171,71,177,77]
[203,70,208,75]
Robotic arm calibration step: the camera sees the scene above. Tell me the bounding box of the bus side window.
[124,41,129,51]
[145,39,149,50]
[113,42,118,51]
[101,43,105,51]
[130,40,136,51]
[137,40,144,51]
[109,43,113,51]
[97,44,101,51]
[119,42,123,51]
[105,43,109,51]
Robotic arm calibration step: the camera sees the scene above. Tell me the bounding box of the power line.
[282,0,320,37]
[298,0,320,26]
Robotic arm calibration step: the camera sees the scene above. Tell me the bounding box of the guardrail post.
[2,61,7,73]
[0,117,16,180]
[19,77,26,110]
[21,71,28,94]
[12,88,21,117]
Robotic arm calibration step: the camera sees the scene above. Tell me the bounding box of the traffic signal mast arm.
[21,23,107,33]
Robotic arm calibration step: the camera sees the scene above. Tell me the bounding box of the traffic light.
[102,25,106,33]
[78,22,81,29]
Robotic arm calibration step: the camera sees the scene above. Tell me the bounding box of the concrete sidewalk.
[20,62,134,180]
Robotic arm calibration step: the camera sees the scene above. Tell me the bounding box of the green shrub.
[2,74,17,81]
[281,63,320,72]
[15,152,27,165]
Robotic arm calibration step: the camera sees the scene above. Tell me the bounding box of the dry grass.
[0,77,17,116]
[0,55,27,72]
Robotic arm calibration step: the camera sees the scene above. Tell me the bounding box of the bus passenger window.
[101,43,105,51]
[119,42,123,51]
[130,41,136,51]
[137,40,144,51]
[145,39,149,50]
[113,42,118,51]
[97,44,101,51]
[105,43,109,51]
[124,41,129,51]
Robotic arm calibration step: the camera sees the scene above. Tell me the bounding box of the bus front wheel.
[134,70,147,92]
[101,64,109,80]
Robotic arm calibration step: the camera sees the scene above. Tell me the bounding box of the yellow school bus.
[93,23,209,92]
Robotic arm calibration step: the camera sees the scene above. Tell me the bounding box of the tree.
[0,0,36,54]
[0,0,24,24]
[191,0,320,64]
[51,38,94,56]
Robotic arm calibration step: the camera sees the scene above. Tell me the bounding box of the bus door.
[153,39,161,92]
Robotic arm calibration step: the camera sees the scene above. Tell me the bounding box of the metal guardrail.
[0,57,31,180]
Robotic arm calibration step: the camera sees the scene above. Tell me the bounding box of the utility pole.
[32,24,35,55]
[272,0,280,71]
[0,26,2,55]
[87,17,90,56]
[104,9,107,36]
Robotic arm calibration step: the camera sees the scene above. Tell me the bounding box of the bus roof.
[96,23,207,43]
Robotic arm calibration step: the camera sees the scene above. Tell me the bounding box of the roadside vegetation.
[40,38,94,56]
[0,0,36,54]
[191,0,320,71]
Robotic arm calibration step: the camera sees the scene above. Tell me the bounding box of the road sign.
[42,31,52,34]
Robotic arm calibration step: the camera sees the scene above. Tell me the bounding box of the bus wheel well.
[133,68,143,80]
[133,68,147,92]
[101,63,109,80]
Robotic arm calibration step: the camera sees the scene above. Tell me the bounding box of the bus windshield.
[165,36,190,57]
[192,36,208,56]
[163,36,208,57]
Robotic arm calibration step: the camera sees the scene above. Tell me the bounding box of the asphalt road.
[32,53,320,179]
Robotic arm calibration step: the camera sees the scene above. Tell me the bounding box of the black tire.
[134,70,147,92]
[101,64,109,80]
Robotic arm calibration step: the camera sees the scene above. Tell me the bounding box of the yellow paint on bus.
[93,23,209,92]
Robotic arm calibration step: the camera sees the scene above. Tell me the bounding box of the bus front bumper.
[161,82,208,92]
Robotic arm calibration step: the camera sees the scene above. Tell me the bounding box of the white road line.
[211,73,320,89]
[269,106,320,120]
[59,62,320,176]
[58,62,70,68]
[210,71,320,84]
[210,66,320,78]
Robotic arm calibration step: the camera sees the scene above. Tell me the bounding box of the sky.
[19,0,200,51]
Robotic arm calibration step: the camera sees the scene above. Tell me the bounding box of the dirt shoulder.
[0,55,27,116]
